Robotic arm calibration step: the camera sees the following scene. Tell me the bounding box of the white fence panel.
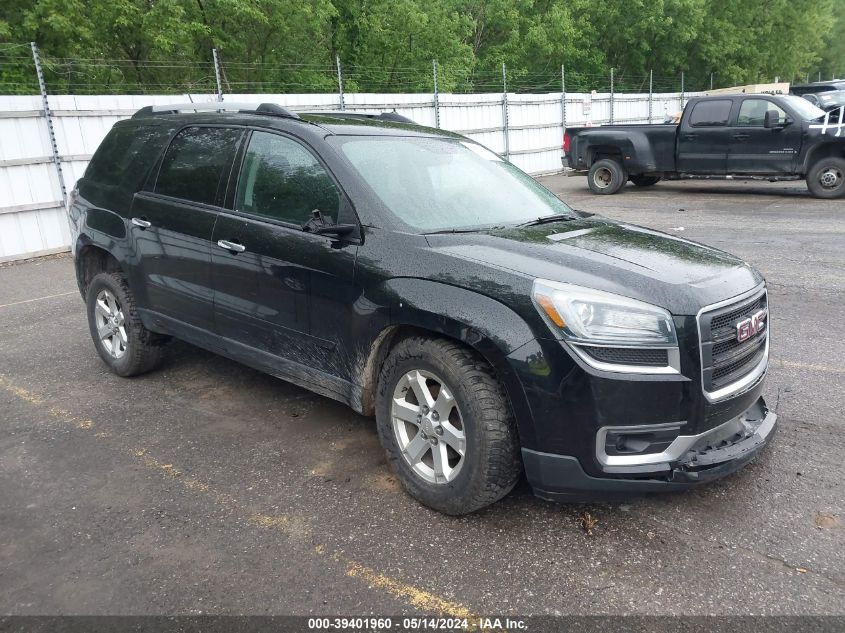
[0,89,689,261]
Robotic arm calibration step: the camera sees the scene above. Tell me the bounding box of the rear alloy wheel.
[85,271,166,377]
[630,175,661,187]
[375,337,521,515]
[94,288,128,360]
[807,157,845,199]
[588,158,627,195]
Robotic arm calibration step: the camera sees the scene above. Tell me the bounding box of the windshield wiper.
[517,215,577,227]
[422,227,485,235]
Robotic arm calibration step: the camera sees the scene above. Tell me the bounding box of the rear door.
[210,129,359,382]
[676,99,733,173]
[129,126,243,332]
[726,98,802,174]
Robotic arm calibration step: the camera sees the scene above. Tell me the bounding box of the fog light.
[604,426,682,457]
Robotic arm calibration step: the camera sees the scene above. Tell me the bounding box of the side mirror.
[302,208,360,241]
[764,110,782,128]
[313,223,358,237]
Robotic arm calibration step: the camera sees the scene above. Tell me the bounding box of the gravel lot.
[1,175,843,617]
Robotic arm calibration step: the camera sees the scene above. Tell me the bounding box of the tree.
[0,0,840,95]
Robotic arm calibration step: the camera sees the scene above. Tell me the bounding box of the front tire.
[375,337,521,515]
[806,157,845,199]
[85,272,166,377]
[588,158,627,194]
[630,175,661,187]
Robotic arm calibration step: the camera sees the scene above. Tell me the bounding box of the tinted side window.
[737,100,787,126]
[688,100,732,126]
[155,127,241,205]
[235,131,340,225]
[86,124,157,186]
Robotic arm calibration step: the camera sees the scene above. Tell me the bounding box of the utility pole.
[212,48,223,101]
[336,55,345,111]
[609,67,615,124]
[502,63,510,160]
[31,42,67,206]
[648,69,653,122]
[432,59,440,128]
[560,64,566,132]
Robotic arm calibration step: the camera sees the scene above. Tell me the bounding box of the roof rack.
[301,111,416,124]
[132,102,300,120]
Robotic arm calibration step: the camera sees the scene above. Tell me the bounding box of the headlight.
[531,279,677,347]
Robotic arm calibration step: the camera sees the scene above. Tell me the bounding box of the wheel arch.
[802,142,845,174]
[74,237,126,297]
[356,280,539,448]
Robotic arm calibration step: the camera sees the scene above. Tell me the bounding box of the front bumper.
[523,396,777,502]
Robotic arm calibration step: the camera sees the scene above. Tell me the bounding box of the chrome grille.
[698,287,768,397]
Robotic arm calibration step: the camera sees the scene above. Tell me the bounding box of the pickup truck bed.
[566,123,679,173]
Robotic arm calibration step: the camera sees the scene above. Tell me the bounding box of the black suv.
[70,102,777,514]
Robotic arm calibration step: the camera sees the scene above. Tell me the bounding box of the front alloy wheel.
[391,369,467,484]
[375,336,522,515]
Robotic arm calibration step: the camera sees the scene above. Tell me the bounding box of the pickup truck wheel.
[588,159,627,194]
[807,157,845,199]
[375,336,522,515]
[630,175,661,187]
[85,272,166,377]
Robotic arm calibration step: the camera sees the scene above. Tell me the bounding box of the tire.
[588,158,627,194]
[375,336,521,515]
[806,156,845,199]
[630,175,661,187]
[85,271,166,377]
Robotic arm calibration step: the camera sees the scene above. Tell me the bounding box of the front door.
[211,130,359,382]
[726,98,802,174]
[128,126,242,332]
[676,98,734,174]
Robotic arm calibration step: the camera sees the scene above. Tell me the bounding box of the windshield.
[817,91,845,108]
[333,136,575,232]
[781,95,826,120]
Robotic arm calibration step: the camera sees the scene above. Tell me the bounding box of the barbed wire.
[0,46,826,96]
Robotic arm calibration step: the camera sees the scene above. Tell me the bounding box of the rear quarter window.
[85,124,159,187]
[688,100,733,127]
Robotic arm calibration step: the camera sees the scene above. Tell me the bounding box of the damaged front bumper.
[523,396,777,502]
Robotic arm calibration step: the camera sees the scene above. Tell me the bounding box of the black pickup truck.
[564,94,845,199]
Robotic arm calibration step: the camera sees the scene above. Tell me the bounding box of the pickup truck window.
[781,95,825,120]
[688,100,732,127]
[737,100,787,127]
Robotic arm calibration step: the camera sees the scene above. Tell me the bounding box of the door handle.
[683,133,697,140]
[733,133,750,141]
[217,239,246,253]
[131,217,151,229]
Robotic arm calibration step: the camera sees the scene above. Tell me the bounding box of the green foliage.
[0,0,840,95]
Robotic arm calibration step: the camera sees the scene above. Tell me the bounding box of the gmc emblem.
[736,310,767,343]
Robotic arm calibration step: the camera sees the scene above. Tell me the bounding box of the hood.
[424,216,763,315]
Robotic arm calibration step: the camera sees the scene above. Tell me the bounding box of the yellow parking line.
[346,561,474,618]
[0,290,77,309]
[0,375,474,618]
[774,359,845,374]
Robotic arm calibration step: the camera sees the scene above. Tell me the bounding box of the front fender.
[383,277,540,447]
